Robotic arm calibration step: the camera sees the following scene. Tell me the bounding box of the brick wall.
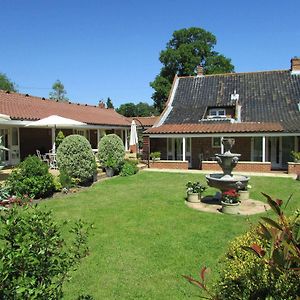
[149,160,188,170]
[191,137,252,169]
[202,161,271,173]
[288,162,300,174]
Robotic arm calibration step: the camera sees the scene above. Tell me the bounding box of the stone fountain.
[205,138,249,192]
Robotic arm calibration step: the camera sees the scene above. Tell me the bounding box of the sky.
[0,0,299,108]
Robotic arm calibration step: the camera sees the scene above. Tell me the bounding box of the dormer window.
[209,108,226,118]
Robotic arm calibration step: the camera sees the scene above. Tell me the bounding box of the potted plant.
[186,181,206,203]
[221,189,240,214]
[105,156,117,177]
[291,151,300,163]
[150,151,161,162]
[238,184,251,201]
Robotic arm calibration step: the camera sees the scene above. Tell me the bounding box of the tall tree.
[0,73,17,92]
[150,27,234,112]
[116,103,137,117]
[49,80,68,102]
[106,97,114,109]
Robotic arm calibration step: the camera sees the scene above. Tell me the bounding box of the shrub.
[184,194,300,299]
[98,134,125,170]
[55,130,65,149]
[0,205,91,299]
[6,155,55,198]
[120,160,139,176]
[56,134,96,185]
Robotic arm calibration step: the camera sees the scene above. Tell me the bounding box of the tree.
[116,102,137,117]
[116,102,158,117]
[49,80,68,102]
[135,102,158,116]
[150,27,234,112]
[0,72,17,92]
[106,97,114,109]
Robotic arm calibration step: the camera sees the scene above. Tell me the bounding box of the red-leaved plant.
[183,193,300,299]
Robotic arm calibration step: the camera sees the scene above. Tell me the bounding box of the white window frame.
[208,108,226,118]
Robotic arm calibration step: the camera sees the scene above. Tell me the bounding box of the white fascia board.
[154,77,179,127]
[149,132,300,138]
[0,120,130,130]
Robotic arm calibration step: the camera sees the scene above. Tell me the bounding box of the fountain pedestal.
[206,138,250,193]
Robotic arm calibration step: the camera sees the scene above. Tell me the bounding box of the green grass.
[40,171,300,299]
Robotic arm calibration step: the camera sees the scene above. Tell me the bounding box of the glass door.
[0,129,9,165]
[268,137,282,169]
[10,127,20,165]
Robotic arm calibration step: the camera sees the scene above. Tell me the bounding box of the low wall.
[149,160,189,170]
[288,162,300,174]
[202,161,272,173]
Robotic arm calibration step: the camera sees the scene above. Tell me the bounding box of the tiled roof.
[162,70,300,133]
[146,122,283,134]
[128,116,158,127]
[0,90,130,126]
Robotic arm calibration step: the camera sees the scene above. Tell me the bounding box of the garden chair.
[48,153,58,169]
[36,150,49,165]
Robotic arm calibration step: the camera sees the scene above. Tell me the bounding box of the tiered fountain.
[205,138,249,192]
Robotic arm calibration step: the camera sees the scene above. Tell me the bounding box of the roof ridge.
[177,69,290,79]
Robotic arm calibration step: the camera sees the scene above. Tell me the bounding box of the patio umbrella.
[129,120,138,152]
[25,115,87,152]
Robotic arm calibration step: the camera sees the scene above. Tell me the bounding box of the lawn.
[40,171,299,299]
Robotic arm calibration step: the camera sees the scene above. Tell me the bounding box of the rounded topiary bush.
[98,134,125,170]
[56,134,96,185]
[6,155,55,198]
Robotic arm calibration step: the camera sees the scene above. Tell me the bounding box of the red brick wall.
[142,136,150,160]
[202,161,271,173]
[149,160,188,170]
[288,162,300,174]
[150,138,167,159]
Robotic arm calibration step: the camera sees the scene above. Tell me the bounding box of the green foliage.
[116,102,158,117]
[98,134,125,170]
[184,193,300,300]
[0,205,91,299]
[106,97,114,109]
[0,72,17,92]
[55,130,65,149]
[120,160,139,176]
[56,135,97,185]
[150,27,234,111]
[186,181,206,194]
[291,151,300,162]
[49,79,68,102]
[150,151,161,161]
[6,155,55,198]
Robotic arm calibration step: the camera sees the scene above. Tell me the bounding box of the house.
[0,91,131,166]
[144,58,300,173]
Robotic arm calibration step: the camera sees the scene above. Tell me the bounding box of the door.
[268,137,282,169]
[0,129,9,165]
[167,138,192,167]
[10,127,20,165]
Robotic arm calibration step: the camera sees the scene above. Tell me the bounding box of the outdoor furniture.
[36,150,49,165]
[47,152,58,169]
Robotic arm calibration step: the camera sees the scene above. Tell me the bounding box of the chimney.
[196,65,204,77]
[98,100,105,108]
[291,57,300,75]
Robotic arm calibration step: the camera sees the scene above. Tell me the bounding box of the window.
[209,108,226,118]
[212,137,221,148]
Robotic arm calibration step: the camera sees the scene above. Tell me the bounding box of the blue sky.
[0,0,299,107]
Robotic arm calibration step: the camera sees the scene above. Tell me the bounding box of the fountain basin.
[206,173,249,191]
